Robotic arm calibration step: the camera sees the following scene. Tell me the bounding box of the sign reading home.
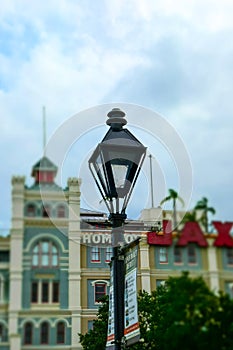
[81,232,140,246]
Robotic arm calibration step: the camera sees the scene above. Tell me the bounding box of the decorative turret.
[31,156,58,185]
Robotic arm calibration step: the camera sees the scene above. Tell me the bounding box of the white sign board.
[124,241,140,345]
[106,263,115,349]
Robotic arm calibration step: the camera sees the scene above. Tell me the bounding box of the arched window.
[56,322,65,344]
[174,246,182,264]
[24,322,33,345]
[91,281,109,303]
[42,205,51,218]
[159,247,168,263]
[32,241,59,268]
[227,248,233,265]
[105,247,112,262]
[0,275,4,302]
[57,205,66,218]
[51,244,59,266]
[40,322,49,344]
[187,244,197,264]
[27,204,36,217]
[0,323,7,342]
[227,282,233,298]
[95,283,106,302]
[91,247,100,262]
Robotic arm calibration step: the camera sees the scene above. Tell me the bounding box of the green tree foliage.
[79,273,233,350]
[160,189,184,229]
[181,210,197,224]
[79,296,109,350]
[153,272,233,350]
[194,196,216,233]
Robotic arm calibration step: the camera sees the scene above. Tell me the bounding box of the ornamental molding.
[11,176,26,184]
[67,177,82,187]
[25,191,67,200]
[24,218,68,227]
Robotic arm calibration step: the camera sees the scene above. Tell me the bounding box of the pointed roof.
[31,156,57,176]
[29,156,61,190]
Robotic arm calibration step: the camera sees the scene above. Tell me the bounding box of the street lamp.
[89,108,146,349]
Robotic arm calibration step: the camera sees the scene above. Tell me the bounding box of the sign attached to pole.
[124,239,140,346]
[106,239,140,349]
[106,262,115,349]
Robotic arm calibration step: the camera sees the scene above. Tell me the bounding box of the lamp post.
[89,108,146,349]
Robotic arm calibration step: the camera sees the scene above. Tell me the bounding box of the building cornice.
[24,218,68,227]
[25,190,68,201]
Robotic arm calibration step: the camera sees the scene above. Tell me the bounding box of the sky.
[1,0,233,233]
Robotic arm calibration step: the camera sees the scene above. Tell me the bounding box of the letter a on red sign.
[176,222,208,247]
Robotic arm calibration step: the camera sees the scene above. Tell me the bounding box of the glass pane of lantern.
[95,154,102,172]
[108,149,139,164]
[111,164,128,189]
[96,154,106,182]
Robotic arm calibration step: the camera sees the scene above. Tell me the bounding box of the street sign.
[124,239,140,346]
[106,263,115,349]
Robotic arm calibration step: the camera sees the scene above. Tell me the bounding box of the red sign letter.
[176,222,208,247]
[213,221,233,247]
[147,220,172,246]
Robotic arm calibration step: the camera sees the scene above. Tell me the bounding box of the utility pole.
[43,106,47,155]
[149,154,154,208]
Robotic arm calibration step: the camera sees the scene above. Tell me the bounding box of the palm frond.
[177,195,185,207]
[208,207,216,215]
[160,196,171,205]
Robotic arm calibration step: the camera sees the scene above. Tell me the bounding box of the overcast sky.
[1,0,233,232]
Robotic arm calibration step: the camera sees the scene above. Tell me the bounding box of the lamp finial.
[106,108,127,130]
